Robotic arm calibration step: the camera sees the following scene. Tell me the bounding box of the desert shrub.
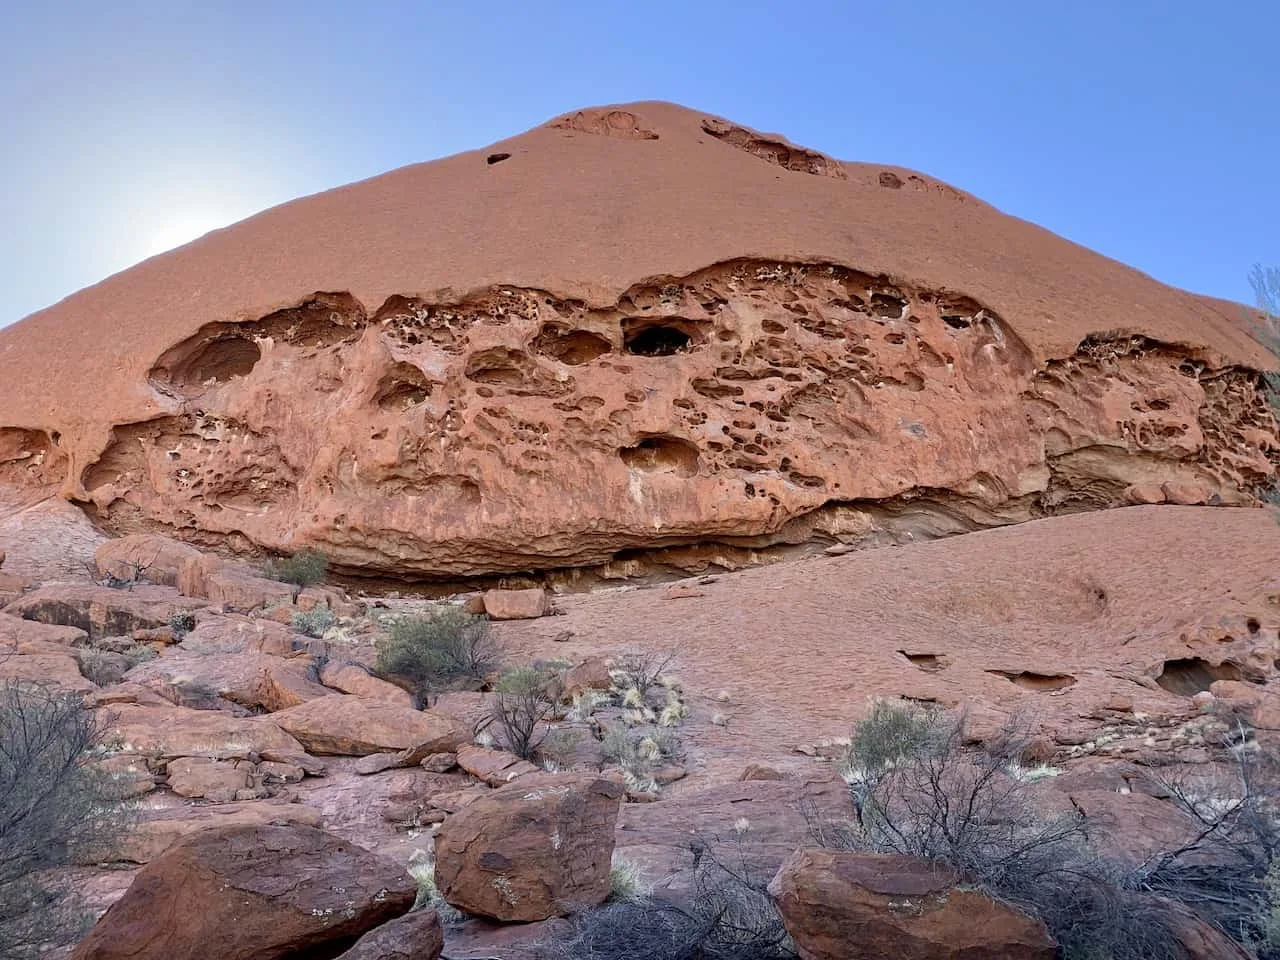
[600,722,682,795]
[538,727,583,770]
[544,839,792,960]
[608,855,649,904]
[75,649,126,687]
[168,611,196,636]
[490,666,555,760]
[406,848,466,924]
[816,702,1280,959]
[291,606,334,639]
[609,648,678,703]
[374,606,498,706]
[0,680,133,958]
[122,645,158,670]
[1134,746,1280,954]
[844,697,942,785]
[261,548,328,587]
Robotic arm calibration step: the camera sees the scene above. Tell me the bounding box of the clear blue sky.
[2,0,1277,329]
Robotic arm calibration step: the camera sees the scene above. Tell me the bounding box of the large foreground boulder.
[434,773,624,921]
[269,695,464,756]
[769,848,1056,960]
[71,823,416,960]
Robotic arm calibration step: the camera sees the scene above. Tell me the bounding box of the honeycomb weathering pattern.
[0,101,1275,579]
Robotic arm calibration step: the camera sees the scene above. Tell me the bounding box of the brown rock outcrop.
[3,583,206,640]
[70,823,415,960]
[434,773,623,921]
[321,660,415,707]
[0,103,1272,582]
[483,587,550,619]
[268,695,463,756]
[770,848,1056,960]
[334,908,444,960]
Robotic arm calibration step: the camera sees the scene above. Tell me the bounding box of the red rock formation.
[70,823,415,960]
[0,102,1274,579]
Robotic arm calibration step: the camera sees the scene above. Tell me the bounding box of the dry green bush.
[261,548,328,587]
[375,606,498,706]
[1,680,133,958]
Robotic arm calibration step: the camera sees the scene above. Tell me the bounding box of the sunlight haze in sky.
[2,0,1278,328]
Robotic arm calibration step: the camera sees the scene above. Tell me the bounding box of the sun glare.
[139,210,235,259]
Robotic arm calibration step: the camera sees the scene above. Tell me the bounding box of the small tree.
[489,667,555,761]
[374,607,498,706]
[0,680,132,958]
[261,548,328,588]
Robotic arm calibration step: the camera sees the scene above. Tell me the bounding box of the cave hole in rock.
[899,651,950,673]
[942,315,973,330]
[162,335,262,391]
[1155,658,1241,697]
[487,152,511,164]
[465,347,532,386]
[619,435,701,477]
[532,324,612,364]
[869,293,908,319]
[373,362,434,409]
[985,670,1077,692]
[622,317,708,357]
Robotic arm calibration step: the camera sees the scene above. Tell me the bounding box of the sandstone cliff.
[0,102,1275,578]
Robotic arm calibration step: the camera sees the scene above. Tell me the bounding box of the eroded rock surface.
[434,773,623,921]
[70,824,415,960]
[45,263,1277,582]
[770,848,1056,960]
[0,103,1273,583]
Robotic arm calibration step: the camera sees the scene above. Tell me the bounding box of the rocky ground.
[3,489,1280,958]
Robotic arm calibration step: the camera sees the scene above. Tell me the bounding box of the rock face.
[770,848,1057,960]
[334,908,444,960]
[0,102,1273,582]
[269,695,463,756]
[70,823,416,960]
[434,773,623,921]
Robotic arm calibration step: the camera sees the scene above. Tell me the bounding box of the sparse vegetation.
[291,606,334,639]
[815,700,1280,960]
[490,666,555,760]
[0,680,133,958]
[375,606,499,707]
[168,611,196,637]
[545,837,792,960]
[261,548,328,587]
[607,855,649,904]
[609,648,679,702]
[407,848,466,924]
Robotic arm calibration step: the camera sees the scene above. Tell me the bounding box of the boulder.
[770,848,1056,960]
[0,571,29,605]
[71,824,415,959]
[165,756,254,801]
[95,533,202,587]
[177,553,298,613]
[334,908,444,960]
[269,696,464,756]
[560,656,613,699]
[115,801,325,864]
[434,773,623,921]
[455,743,540,785]
[3,583,205,640]
[321,660,415,708]
[101,702,305,760]
[0,650,95,693]
[482,588,550,620]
